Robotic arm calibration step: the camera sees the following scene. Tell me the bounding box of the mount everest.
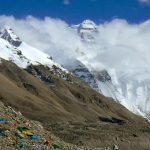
[0,19,150,119]
[69,20,150,118]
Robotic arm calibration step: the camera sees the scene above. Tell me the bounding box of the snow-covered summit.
[79,20,97,31]
[72,20,98,42]
[0,26,22,47]
[0,27,67,73]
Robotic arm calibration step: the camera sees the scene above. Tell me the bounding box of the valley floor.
[1,99,150,150]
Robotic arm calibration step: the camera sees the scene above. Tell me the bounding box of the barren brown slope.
[0,59,143,123]
[0,59,150,149]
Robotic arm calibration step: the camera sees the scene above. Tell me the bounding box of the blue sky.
[0,0,150,24]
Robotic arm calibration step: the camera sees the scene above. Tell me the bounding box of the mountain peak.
[0,26,22,47]
[76,20,98,42]
[80,19,97,30]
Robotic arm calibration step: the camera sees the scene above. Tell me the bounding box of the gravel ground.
[0,101,111,150]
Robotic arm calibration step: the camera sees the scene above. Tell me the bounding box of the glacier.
[70,20,150,118]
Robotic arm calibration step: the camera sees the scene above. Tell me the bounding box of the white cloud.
[0,15,83,64]
[0,15,150,81]
[139,0,150,4]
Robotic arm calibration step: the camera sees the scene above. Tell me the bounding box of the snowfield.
[0,27,67,72]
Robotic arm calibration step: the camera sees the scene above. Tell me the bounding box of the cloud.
[63,0,70,5]
[0,15,83,65]
[0,15,150,82]
[139,0,150,4]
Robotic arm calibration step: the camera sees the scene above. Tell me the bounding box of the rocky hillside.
[0,99,99,150]
[0,59,150,150]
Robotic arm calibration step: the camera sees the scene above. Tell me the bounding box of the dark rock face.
[25,64,72,86]
[72,65,99,90]
[99,116,126,125]
[25,65,54,84]
[94,70,111,82]
[0,28,22,47]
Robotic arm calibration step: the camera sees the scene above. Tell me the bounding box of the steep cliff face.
[0,26,22,47]
[64,59,100,92]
